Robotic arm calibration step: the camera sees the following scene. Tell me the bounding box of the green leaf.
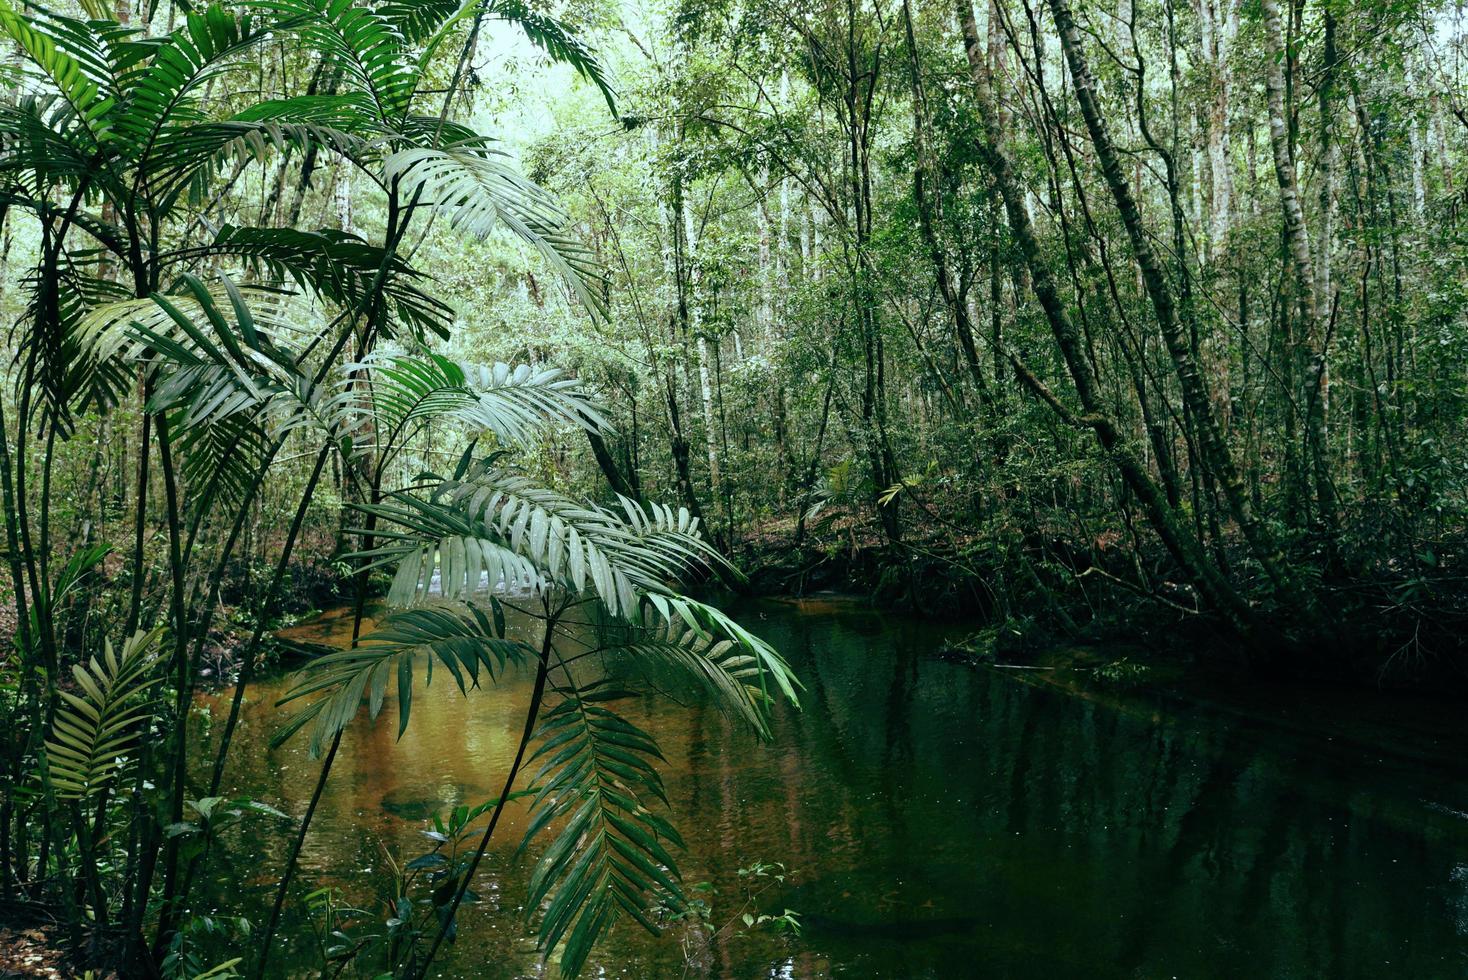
[520,683,683,978]
[42,628,164,800]
[274,603,534,756]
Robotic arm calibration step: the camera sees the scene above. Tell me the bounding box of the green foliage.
[520,682,682,979]
[164,796,290,864]
[160,913,251,980]
[1091,657,1152,689]
[336,352,608,461]
[385,145,610,320]
[274,602,533,754]
[44,628,163,800]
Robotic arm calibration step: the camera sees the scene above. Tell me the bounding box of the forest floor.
[0,919,101,979]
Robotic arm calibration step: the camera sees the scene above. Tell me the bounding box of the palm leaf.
[112,4,273,168]
[13,265,134,430]
[352,494,551,606]
[358,459,725,616]
[332,352,606,461]
[603,598,798,739]
[79,275,338,454]
[43,628,164,800]
[484,0,616,116]
[649,594,798,715]
[0,0,119,146]
[383,144,609,321]
[379,0,462,46]
[441,465,718,606]
[173,409,275,511]
[163,224,453,341]
[383,0,616,115]
[0,96,101,190]
[273,601,534,755]
[520,682,682,978]
[249,0,417,124]
[149,117,369,215]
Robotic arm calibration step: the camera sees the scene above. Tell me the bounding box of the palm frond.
[441,465,717,607]
[358,460,723,615]
[44,628,164,800]
[112,4,273,168]
[150,117,369,214]
[0,0,120,146]
[378,0,461,46]
[353,494,551,606]
[383,145,609,321]
[163,224,453,341]
[485,0,616,116]
[383,0,616,115]
[14,265,134,429]
[273,601,534,756]
[7,4,148,101]
[605,595,799,739]
[333,352,605,460]
[521,681,681,978]
[78,275,336,446]
[173,409,274,510]
[0,96,100,190]
[250,0,417,124]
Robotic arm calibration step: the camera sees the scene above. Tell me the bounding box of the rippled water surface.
[193,598,1468,978]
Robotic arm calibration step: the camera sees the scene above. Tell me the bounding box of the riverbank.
[734,513,1468,693]
[752,592,1467,777]
[955,642,1468,778]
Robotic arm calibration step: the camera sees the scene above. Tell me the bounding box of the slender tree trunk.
[1261,0,1337,532]
[903,0,993,415]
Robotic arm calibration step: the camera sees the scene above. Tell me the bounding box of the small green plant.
[665,860,800,975]
[165,796,289,867]
[160,914,250,980]
[1091,657,1152,689]
[316,794,536,977]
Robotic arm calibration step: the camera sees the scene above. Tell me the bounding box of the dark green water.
[194,598,1468,978]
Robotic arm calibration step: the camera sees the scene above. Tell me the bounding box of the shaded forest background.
[12,0,1468,689]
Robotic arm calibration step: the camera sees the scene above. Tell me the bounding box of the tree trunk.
[1261,0,1337,532]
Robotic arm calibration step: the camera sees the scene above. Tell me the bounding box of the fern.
[44,628,164,800]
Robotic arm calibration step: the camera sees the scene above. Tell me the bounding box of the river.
[192,597,1468,978]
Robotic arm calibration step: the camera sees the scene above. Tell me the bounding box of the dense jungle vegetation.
[0,0,1465,974]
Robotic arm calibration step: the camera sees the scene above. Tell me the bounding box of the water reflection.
[194,599,1468,978]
